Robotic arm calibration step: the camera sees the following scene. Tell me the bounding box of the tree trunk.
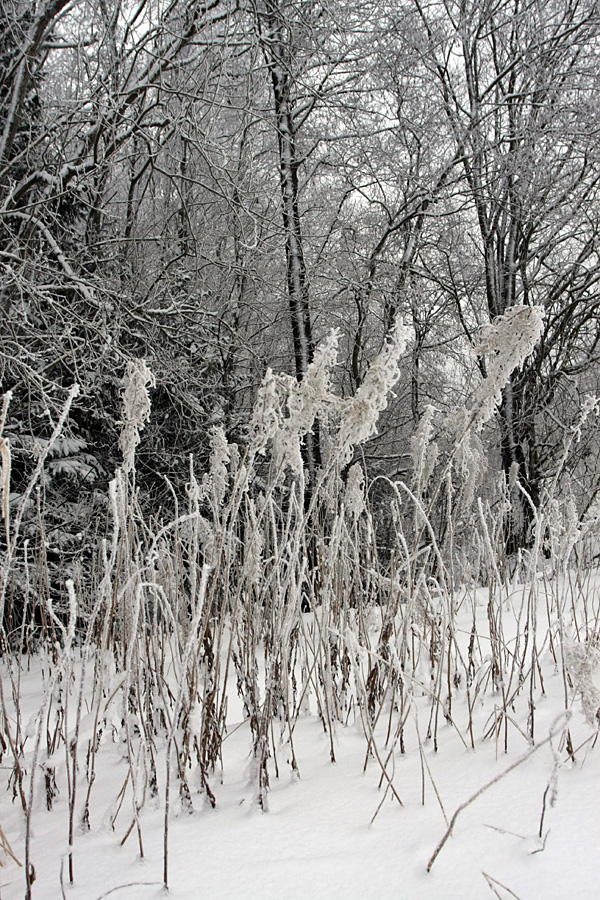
[260,2,321,484]
[500,373,540,552]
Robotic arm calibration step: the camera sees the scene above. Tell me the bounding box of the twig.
[0,823,22,866]
[482,871,524,900]
[93,883,162,899]
[427,712,569,872]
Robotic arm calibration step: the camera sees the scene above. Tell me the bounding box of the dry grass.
[1,314,599,896]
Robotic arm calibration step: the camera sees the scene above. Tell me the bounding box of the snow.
[2,718,597,900]
[1,582,599,900]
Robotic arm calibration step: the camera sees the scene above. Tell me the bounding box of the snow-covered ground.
[1,582,599,900]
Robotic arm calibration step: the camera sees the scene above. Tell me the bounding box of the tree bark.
[259,1,321,482]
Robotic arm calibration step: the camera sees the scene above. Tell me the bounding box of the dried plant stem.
[163,563,211,890]
[482,871,525,900]
[426,713,570,873]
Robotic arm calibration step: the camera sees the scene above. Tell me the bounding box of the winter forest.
[1,1,599,898]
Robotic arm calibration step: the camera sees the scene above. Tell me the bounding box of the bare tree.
[413,0,600,546]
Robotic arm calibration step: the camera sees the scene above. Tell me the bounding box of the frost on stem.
[563,639,600,727]
[337,319,411,462]
[248,331,339,475]
[242,496,264,584]
[248,323,410,476]
[411,404,438,492]
[273,330,339,476]
[1,436,11,547]
[203,426,232,508]
[344,462,366,523]
[0,392,12,545]
[467,305,545,432]
[119,360,156,474]
[444,306,545,501]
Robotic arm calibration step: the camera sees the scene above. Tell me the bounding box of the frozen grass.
[1,585,598,900]
[0,312,599,899]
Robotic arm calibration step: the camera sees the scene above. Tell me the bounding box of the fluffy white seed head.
[119,359,156,474]
[470,305,545,431]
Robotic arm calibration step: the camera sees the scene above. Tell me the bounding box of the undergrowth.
[0,307,599,897]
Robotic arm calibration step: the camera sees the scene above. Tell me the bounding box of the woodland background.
[2,0,600,565]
